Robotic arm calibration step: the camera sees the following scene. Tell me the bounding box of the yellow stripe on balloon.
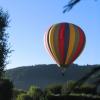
[65,24,76,64]
[49,25,59,63]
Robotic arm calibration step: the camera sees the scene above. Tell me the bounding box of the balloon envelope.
[44,22,86,68]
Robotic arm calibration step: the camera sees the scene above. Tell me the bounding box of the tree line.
[13,81,100,100]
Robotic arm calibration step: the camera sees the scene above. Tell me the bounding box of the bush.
[72,83,96,94]
[79,83,96,94]
[13,88,26,100]
[0,78,13,100]
[61,81,97,95]
[61,80,76,95]
[16,93,32,100]
[45,84,62,95]
[27,85,43,100]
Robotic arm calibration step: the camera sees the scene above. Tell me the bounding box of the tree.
[0,78,13,100]
[63,0,98,13]
[27,85,43,100]
[17,93,32,100]
[0,7,13,100]
[0,8,11,78]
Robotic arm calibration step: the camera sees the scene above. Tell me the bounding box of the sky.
[0,0,100,69]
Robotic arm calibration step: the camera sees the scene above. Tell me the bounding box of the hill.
[6,64,100,91]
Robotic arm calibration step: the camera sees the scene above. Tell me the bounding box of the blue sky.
[0,0,100,69]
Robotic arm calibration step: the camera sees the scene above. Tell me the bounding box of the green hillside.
[6,64,100,91]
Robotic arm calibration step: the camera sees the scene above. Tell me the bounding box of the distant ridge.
[6,64,100,90]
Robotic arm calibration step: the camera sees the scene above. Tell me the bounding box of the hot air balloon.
[44,22,86,74]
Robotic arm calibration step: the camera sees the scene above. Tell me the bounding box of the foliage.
[63,0,80,13]
[0,8,11,78]
[0,78,13,100]
[27,85,43,100]
[13,88,26,100]
[63,0,98,13]
[79,83,97,94]
[12,82,100,100]
[16,93,32,100]
[61,80,76,94]
[61,80,97,95]
[45,84,62,95]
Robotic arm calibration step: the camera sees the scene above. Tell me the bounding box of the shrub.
[0,78,13,100]
[79,83,96,94]
[27,85,43,100]
[61,80,76,95]
[45,84,62,95]
[16,93,32,100]
[13,88,26,100]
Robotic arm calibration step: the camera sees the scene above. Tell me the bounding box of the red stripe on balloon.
[58,24,65,64]
[69,27,85,64]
